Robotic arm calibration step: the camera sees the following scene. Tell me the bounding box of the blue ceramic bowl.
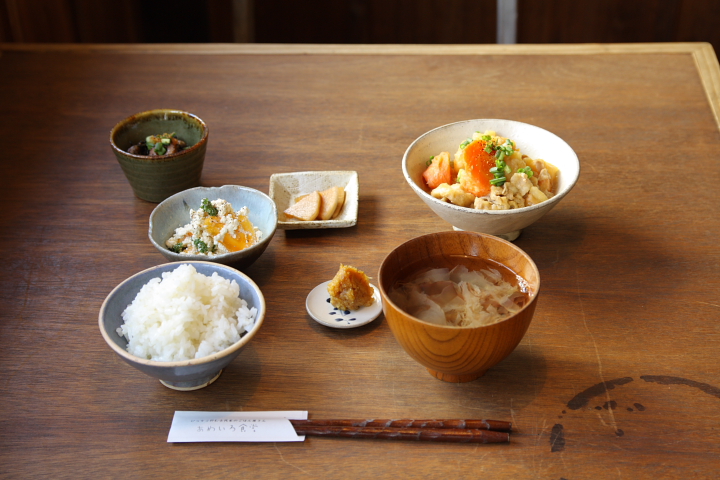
[99,261,266,390]
[149,185,278,270]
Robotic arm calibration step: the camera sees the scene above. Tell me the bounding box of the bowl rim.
[98,261,266,367]
[148,185,278,261]
[377,230,540,330]
[109,108,209,162]
[401,118,580,216]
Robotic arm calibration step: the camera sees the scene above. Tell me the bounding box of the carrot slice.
[422,152,453,189]
[458,140,496,197]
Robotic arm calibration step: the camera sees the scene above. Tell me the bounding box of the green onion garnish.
[517,166,534,177]
[193,239,209,253]
[201,198,218,216]
[153,142,167,155]
[488,158,508,187]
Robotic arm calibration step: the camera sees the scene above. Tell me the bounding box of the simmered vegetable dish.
[423,130,559,210]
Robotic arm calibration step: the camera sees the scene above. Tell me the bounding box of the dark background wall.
[1,0,718,54]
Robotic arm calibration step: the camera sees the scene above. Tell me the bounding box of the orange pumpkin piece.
[202,214,256,252]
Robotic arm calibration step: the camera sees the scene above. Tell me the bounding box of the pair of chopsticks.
[290,418,511,444]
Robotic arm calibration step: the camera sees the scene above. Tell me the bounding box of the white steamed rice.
[117,264,257,361]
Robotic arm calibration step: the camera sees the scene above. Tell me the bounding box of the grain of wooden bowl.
[377,231,540,382]
[402,119,580,241]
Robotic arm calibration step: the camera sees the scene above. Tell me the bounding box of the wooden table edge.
[2,42,718,130]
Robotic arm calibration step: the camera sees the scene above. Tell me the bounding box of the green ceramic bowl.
[110,109,209,203]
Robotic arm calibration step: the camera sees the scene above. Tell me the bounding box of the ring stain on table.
[565,377,634,410]
[641,375,720,398]
[550,375,720,452]
[550,424,565,452]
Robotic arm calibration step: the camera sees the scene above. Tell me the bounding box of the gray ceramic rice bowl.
[98,261,266,390]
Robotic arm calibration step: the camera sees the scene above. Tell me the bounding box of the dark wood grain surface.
[1,43,719,479]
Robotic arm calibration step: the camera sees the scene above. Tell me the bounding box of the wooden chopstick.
[290,418,512,432]
[289,419,511,443]
[291,425,509,443]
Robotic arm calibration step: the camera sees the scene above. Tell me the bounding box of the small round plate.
[306,280,383,329]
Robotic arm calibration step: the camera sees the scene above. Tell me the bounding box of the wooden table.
[1,42,719,478]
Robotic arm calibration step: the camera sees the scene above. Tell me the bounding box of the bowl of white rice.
[99,261,265,390]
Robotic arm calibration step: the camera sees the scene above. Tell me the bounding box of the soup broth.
[389,254,532,328]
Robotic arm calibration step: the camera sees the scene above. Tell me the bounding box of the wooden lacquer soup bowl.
[378,231,540,382]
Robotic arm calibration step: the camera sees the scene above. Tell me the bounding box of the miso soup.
[389,254,531,328]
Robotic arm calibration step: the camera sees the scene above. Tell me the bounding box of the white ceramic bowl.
[149,185,277,269]
[402,119,580,241]
[99,261,265,390]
